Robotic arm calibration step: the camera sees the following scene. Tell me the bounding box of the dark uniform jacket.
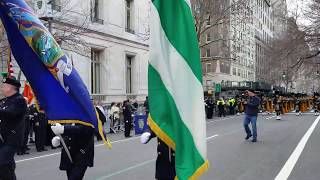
[205,99,214,109]
[148,132,176,180]
[0,93,27,147]
[123,104,132,122]
[59,124,94,170]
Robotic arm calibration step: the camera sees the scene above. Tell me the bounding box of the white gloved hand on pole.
[140,132,151,144]
[51,136,61,147]
[51,123,64,135]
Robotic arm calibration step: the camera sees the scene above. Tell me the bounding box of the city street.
[1,0,320,180]
[14,113,320,180]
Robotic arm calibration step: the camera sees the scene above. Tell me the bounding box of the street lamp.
[282,71,288,93]
[282,71,286,79]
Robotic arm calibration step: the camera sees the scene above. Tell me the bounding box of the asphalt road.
[14,113,320,180]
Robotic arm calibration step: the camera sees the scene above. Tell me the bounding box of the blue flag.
[0,0,111,148]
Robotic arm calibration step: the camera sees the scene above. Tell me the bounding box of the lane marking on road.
[16,137,141,163]
[15,152,61,163]
[207,116,239,124]
[96,134,219,180]
[274,115,320,180]
[206,134,219,140]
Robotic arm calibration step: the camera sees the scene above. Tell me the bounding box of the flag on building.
[0,0,111,148]
[148,0,208,179]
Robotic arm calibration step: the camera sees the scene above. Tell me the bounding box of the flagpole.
[58,134,73,163]
[40,15,75,163]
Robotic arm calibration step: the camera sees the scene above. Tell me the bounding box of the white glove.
[51,123,64,135]
[140,132,151,144]
[51,136,61,147]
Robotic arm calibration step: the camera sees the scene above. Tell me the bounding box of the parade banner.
[0,0,111,148]
[148,0,208,179]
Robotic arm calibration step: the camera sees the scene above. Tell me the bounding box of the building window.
[51,0,62,12]
[206,15,211,26]
[206,48,211,57]
[91,49,101,94]
[126,55,134,94]
[91,0,104,24]
[206,63,212,73]
[220,61,230,74]
[206,33,211,42]
[125,0,135,34]
[232,67,237,76]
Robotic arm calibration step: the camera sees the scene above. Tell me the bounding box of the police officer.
[0,77,27,180]
[141,131,176,180]
[205,97,214,119]
[28,104,36,143]
[228,98,236,115]
[51,123,94,180]
[34,107,47,152]
[217,97,226,117]
[123,100,133,138]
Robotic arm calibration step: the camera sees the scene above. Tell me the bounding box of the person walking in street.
[274,95,282,120]
[243,89,261,142]
[217,97,226,117]
[0,77,27,180]
[51,123,94,180]
[140,131,176,180]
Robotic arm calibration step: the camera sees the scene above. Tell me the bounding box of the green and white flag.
[148,0,208,179]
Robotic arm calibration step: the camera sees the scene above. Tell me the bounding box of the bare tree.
[191,0,253,44]
[0,21,11,74]
[266,16,313,90]
[43,0,95,58]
